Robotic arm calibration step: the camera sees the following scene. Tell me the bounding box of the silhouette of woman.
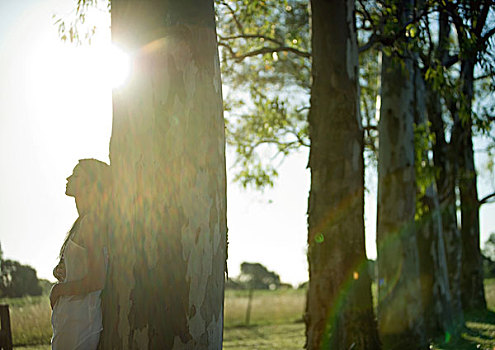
[50,159,110,350]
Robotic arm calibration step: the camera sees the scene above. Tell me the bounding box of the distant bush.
[225,278,244,290]
[226,262,284,290]
[1,259,43,298]
[483,233,495,278]
[39,279,54,295]
[297,281,308,290]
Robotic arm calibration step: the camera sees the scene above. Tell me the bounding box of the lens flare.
[106,45,130,88]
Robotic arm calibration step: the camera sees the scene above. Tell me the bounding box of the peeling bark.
[305,0,380,349]
[427,82,463,322]
[414,68,454,339]
[100,1,226,348]
[376,2,426,347]
[426,10,464,324]
[377,50,426,349]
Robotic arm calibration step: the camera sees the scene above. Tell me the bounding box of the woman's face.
[65,164,89,197]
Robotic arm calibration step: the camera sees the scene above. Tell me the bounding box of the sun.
[82,44,131,89]
[104,45,131,88]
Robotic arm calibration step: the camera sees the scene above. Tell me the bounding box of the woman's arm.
[53,259,66,282]
[50,215,106,308]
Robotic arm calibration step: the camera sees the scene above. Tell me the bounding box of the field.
[5,282,495,349]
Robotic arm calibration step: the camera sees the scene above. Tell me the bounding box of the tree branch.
[443,54,460,68]
[481,26,495,45]
[474,71,495,80]
[359,34,378,53]
[475,0,491,37]
[228,46,311,62]
[218,1,244,34]
[218,34,285,47]
[479,192,495,206]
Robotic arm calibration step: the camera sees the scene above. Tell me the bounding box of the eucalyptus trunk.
[376,2,426,346]
[101,1,227,348]
[426,85,463,322]
[305,0,380,348]
[457,60,486,311]
[426,10,464,323]
[414,68,453,338]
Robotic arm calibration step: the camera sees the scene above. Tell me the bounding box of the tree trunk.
[305,0,380,349]
[101,1,227,348]
[426,85,464,324]
[457,60,486,311]
[376,2,426,345]
[414,67,454,338]
[426,9,464,324]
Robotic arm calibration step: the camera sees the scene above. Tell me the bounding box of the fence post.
[0,304,13,350]
[245,289,254,326]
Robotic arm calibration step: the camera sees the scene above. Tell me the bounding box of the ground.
[5,282,495,349]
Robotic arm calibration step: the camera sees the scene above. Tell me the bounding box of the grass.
[0,295,52,347]
[224,288,305,327]
[6,282,495,349]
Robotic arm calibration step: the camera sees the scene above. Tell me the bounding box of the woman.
[50,158,110,350]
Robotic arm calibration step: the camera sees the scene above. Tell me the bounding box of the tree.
[216,0,311,188]
[304,0,380,349]
[482,233,495,278]
[239,262,281,290]
[443,0,494,311]
[482,233,495,261]
[423,6,464,323]
[0,260,42,298]
[376,0,427,347]
[414,69,454,337]
[100,0,227,348]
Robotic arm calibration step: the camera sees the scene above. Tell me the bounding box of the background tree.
[422,4,465,323]
[100,0,227,348]
[0,260,42,298]
[375,0,427,347]
[414,71,454,338]
[216,0,311,188]
[482,233,495,278]
[305,0,380,349]
[239,262,281,290]
[443,0,495,312]
[409,1,455,336]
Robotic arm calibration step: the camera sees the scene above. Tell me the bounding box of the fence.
[0,305,12,350]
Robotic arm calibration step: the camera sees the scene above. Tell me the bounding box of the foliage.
[483,233,495,278]
[54,0,110,45]
[484,233,495,262]
[414,121,438,218]
[227,262,283,290]
[216,0,311,188]
[0,259,42,298]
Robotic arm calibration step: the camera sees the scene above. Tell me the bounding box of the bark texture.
[101,1,227,348]
[457,60,486,311]
[376,21,427,348]
[426,10,464,324]
[427,80,463,322]
[414,68,454,338]
[305,0,380,349]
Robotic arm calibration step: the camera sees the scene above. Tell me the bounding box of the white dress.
[51,239,103,350]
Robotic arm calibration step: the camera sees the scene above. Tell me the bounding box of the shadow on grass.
[432,310,495,350]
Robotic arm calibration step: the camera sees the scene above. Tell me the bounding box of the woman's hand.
[49,283,64,309]
[53,260,66,282]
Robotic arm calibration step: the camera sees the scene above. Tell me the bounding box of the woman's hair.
[77,158,111,196]
[59,159,111,259]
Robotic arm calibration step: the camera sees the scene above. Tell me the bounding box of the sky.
[0,0,494,287]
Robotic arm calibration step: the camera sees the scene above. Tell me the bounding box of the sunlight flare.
[106,45,130,88]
